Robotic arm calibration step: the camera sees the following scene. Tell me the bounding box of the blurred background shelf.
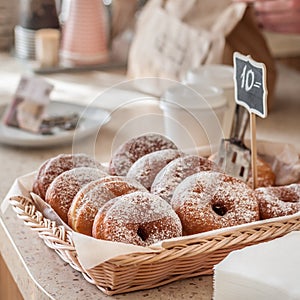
[264,31,300,70]
[32,60,127,75]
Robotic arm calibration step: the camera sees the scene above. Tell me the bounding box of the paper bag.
[127,0,211,81]
[127,0,244,76]
[127,0,276,107]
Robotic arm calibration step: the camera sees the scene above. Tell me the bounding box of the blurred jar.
[160,83,227,156]
[183,64,235,139]
[14,0,60,60]
[35,28,60,67]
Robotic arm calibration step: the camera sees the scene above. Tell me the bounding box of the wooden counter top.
[0,53,299,299]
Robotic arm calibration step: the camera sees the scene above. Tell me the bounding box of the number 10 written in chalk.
[233,52,268,119]
[240,65,262,91]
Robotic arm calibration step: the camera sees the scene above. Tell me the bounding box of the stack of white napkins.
[213,231,300,300]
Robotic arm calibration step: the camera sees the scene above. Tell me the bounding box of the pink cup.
[60,0,108,66]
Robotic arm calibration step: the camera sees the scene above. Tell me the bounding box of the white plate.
[0,100,111,147]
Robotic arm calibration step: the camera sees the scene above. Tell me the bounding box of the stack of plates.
[0,1,17,51]
[14,25,36,59]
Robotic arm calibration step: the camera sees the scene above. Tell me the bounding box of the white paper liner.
[2,140,300,270]
[72,232,159,270]
[1,171,35,213]
[30,192,72,230]
[245,139,300,185]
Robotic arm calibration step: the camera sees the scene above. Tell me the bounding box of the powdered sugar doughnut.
[151,155,220,203]
[255,183,300,219]
[209,153,275,188]
[109,133,178,176]
[127,149,184,190]
[68,176,124,226]
[68,176,147,235]
[92,191,182,246]
[33,153,107,199]
[171,171,259,235]
[247,157,275,188]
[45,167,107,223]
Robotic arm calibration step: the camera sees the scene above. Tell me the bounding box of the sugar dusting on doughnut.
[92,191,182,246]
[151,155,221,203]
[68,175,126,227]
[33,153,107,199]
[127,149,184,190]
[109,133,178,176]
[171,171,259,234]
[45,167,107,223]
[69,177,146,235]
[255,183,300,219]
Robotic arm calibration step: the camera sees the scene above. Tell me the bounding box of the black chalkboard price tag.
[233,52,268,189]
[233,52,268,118]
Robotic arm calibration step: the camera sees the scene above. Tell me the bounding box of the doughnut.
[92,191,182,246]
[45,167,107,223]
[32,153,107,199]
[68,176,147,235]
[126,149,184,190]
[247,157,275,188]
[68,176,124,226]
[109,133,178,176]
[32,159,49,198]
[151,155,221,203]
[171,171,259,235]
[209,153,275,188]
[255,183,300,219]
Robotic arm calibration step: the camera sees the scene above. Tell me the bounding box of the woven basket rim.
[9,193,300,257]
[8,194,300,295]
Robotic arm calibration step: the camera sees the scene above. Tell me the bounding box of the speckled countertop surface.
[0,53,299,300]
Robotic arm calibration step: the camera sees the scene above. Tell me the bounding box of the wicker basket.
[9,194,300,295]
